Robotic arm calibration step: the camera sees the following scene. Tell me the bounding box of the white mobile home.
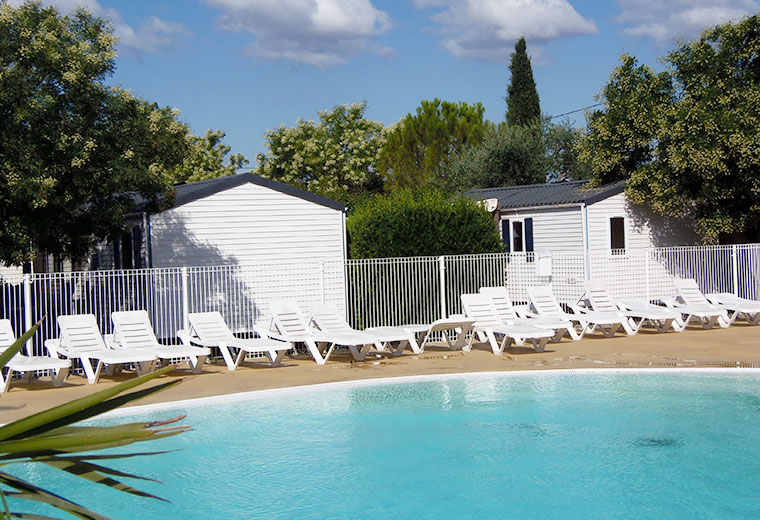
[96,173,347,269]
[468,180,699,253]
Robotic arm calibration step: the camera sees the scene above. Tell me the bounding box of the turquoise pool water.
[10,371,760,519]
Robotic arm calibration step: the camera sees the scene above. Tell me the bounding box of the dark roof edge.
[174,173,346,212]
[583,182,626,205]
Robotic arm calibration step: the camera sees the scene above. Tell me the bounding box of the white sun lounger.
[705,293,760,325]
[261,301,378,364]
[111,310,211,374]
[525,286,587,340]
[0,319,70,392]
[45,314,157,384]
[479,286,569,342]
[671,278,732,329]
[180,311,292,371]
[528,285,630,338]
[399,316,476,352]
[579,281,653,336]
[310,304,420,356]
[615,299,686,333]
[461,294,554,353]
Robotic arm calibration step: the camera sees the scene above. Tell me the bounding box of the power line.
[549,102,604,120]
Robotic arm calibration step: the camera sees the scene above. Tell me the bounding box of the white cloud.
[414,0,598,62]
[613,0,760,46]
[203,0,393,68]
[6,0,190,54]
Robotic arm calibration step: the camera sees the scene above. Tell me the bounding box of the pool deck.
[2,324,760,422]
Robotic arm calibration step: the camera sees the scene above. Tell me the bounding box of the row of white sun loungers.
[1,278,758,391]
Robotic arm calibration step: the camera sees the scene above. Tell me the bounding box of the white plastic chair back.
[112,310,160,349]
[674,278,710,306]
[527,285,565,318]
[479,286,519,321]
[461,294,503,328]
[0,319,15,350]
[584,281,619,313]
[187,312,236,343]
[57,314,108,353]
[310,304,352,332]
[269,301,310,336]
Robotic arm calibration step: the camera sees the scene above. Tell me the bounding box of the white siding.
[0,264,22,277]
[149,182,345,267]
[587,192,699,250]
[501,206,584,251]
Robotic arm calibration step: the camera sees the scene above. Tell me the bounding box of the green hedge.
[347,189,502,258]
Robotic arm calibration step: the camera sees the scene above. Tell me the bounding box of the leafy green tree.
[379,99,490,191]
[506,37,541,126]
[581,16,760,243]
[0,2,189,265]
[440,122,547,191]
[167,130,248,184]
[256,103,385,204]
[347,189,501,258]
[578,54,672,185]
[544,118,591,181]
[0,321,187,519]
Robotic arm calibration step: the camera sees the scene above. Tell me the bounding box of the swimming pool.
[10,370,760,519]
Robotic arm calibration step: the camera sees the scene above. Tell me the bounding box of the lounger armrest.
[513,305,531,319]
[253,324,289,342]
[522,310,542,319]
[567,304,588,316]
[103,334,119,349]
[176,328,192,346]
[44,338,63,358]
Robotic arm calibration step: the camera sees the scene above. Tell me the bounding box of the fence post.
[181,267,189,329]
[645,250,651,302]
[439,256,447,319]
[23,274,32,354]
[732,244,739,296]
[319,261,325,303]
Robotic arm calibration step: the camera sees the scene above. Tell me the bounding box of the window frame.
[608,216,627,256]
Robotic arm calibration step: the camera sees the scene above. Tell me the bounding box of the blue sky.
[14,0,760,166]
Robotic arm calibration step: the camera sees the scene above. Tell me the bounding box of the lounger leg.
[602,324,621,338]
[267,349,287,366]
[22,371,33,383]
[487,331,507,355]
[348,343,372,361]
[567,325,584,341]
[305,340,329,364]
[134,360,155,376]
[189,355,207,374]
[408,336,422,354]
[52,367,69,387]
[551,329,565,342]
[718,313,733,328]
[82,358,102,384]
[534,337,548,352]
[220,346,237,371]
[452,326,472,350]
[387,340,409,356]
[748,313,760,326]
[701,316,718,329]
[1,370,11,393]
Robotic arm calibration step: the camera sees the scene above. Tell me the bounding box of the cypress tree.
[506,37,541,126]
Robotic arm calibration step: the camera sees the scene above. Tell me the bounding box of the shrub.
[347,189,501,258]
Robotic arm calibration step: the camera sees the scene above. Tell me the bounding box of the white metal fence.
[2,244,759,356]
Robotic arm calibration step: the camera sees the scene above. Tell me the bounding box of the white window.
[609,216,626,254]
[501,218,533,253]
[512,220,524,252]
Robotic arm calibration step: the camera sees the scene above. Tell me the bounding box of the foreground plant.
[0,321,188,519]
